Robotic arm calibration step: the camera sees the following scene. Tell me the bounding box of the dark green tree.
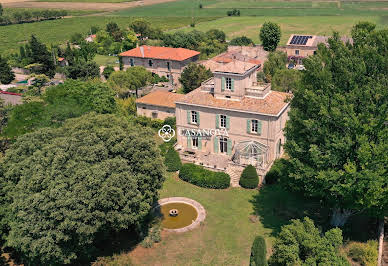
[70,32,84,44]
[351,21,376,47]
[263,51,287,82]
[269,217,348,265]
[250,236,267,266]
[0,56,15,84]
[29,35,55,77]
[239,165,259,189]
[129,19,151,39]
[229,36,254,46]
[271,68,301,92]
[259,22,281,52]
[179,63,212,94]
[0,3,3,16]
[284,30,388,226]
[206,29,226,43]
[65,61,100,80]
[102,65,115,79]
[1,113,165,265]
[164,146,182,172]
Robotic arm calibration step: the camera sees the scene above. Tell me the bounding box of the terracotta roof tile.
[177,88,291,116]
[136,91,185,108]
[119,45,200,61]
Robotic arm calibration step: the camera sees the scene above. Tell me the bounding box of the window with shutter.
[214,136,219,153]
[226,116,230,130]
[247,119,251,133]
[216,114,220,129]
[231,79,235,92]
[221,77,225,91]
[187,135,191,148]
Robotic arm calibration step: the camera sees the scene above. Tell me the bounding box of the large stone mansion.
[136,59,291,186]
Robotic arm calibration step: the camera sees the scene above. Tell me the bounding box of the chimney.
[140,46,144,58]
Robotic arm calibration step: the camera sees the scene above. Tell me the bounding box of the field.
[114,0,388,17]
[171,15,385,44]
[94,54,119,67]
[3,8,103,16]
[0,16,218,54]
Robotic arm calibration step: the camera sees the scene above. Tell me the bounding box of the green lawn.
[129,172,270,265]
[94,54,119,66]
[0,16,218,54]
[171,15,387,45]
[114,0,388,17]
[116,171,375,265]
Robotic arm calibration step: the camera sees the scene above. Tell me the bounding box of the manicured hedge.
[164,146,182,172]
[179,163,230,189]
[250,236,267,266]
[240,165,259,188]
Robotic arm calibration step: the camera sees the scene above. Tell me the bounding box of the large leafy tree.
[29,35,55,78]
[263,51,287,82]
[0,113,165,265]
[0,56,15,84]
[284,26,388,226]
[229,36,254,46]
[65,60,100,80]
[107,66,152,98]
[179,63,212,94]
[269,217,349,265]
[259,22,281,52]
[271,68,301,92]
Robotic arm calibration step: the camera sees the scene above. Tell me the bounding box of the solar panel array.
[290,35,313,45]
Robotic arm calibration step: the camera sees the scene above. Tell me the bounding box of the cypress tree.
[164,146,182,172]
[29,35,55,77]
[0,56,15,84]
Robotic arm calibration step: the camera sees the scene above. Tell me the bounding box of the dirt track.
[3,0,177,11]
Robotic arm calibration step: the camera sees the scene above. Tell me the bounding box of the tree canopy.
[259,22,281,52]
[107,66,153,98]
[269,217,349,265]
[0,56,15,84]
[3,79,116,137]
[0,113,165,265]
[284,24,388,226]
[179,63,212,94]
[271,69,301,92]
[28,35,55,78]
[263,51,287,82]
[229,36,254,46]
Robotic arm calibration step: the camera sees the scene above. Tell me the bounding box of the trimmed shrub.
[240,165,259,188]
[164,146,182,172]
[250,236,267,266]
[264,158,289,184]
[179,163,230,189]
[346,240,378,266]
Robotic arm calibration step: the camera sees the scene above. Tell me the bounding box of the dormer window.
[226,77,232,90]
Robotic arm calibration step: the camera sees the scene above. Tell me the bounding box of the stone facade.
[136,103,175,120]
[120,46,200,86]
[175,60,291,181]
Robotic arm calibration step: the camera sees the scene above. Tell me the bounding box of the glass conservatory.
[232,140,268,168]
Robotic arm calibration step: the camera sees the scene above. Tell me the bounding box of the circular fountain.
[156,197,206,233]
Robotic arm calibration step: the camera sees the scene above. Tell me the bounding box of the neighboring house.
[201,47,263,72]
[57,57,68,67]
[85,34,96,43]
[175,60,291,184]
[0,91,22,105]
[136,90,185,120]
[286,34,353,64]
[119,45,200,86]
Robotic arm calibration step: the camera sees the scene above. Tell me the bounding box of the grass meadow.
[171,15,386,44]
[3,8,103,17]
[0,16,218,54]
[114,0,388,17]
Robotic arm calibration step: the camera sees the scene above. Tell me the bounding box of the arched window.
[276,139,282,158]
